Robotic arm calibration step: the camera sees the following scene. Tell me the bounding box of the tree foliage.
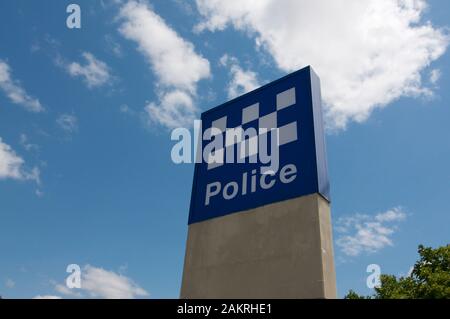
[344,244,450,299]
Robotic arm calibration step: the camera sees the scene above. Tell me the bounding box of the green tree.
[344,290,370,299]
[344,244,450,299]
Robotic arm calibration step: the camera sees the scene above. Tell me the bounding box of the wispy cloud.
[56,114,78,133]
[196,0,449,130]
[0,137,40,184]
[0,60,44,112]
[220,54,260,99]
[118,0,210,129]
[335,207,407,257]
[104,35,123,58]
[19,134,39,152]
[119,104,135,115]
[61,52,112,89]
[429,69,441,85]
[5,278,15,289]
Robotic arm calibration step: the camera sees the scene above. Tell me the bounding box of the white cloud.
[105,35,123,58]
[196,0,449,130]
[145,89,197,128]
[56,114,78,133]
[220,54,260,99]
[0,60,44,112]
[54,265,149,299]
[118,0,211,129]
[429,68,441,84]
[0,137,40,184]
[335,207,406,257]
[374,208,407,222]
[33,295,62,299]
[119,104,134,115]
[5,278,15,289]
[65,52,112,89]
[19,134,39,152]
[54,284,82,297]
[119,1,210,92]
[81,265,148,299]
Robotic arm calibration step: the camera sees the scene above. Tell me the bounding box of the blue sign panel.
[188,66,329,225]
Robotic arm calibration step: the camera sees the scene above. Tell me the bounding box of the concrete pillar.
[180,193,337,299]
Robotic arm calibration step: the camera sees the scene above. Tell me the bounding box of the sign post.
[180,66,337,298]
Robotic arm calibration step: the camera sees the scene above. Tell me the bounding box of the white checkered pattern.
[206,87,298,170]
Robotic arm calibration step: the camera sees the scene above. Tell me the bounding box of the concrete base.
[180,193,337,299]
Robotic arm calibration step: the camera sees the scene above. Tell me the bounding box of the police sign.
[188,66,329,225]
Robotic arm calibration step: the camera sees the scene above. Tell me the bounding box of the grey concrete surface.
[180,193,337,299]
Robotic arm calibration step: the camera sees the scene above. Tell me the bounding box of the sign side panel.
[310,68,330,201]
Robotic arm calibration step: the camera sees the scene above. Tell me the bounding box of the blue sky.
[0,0,449,298]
